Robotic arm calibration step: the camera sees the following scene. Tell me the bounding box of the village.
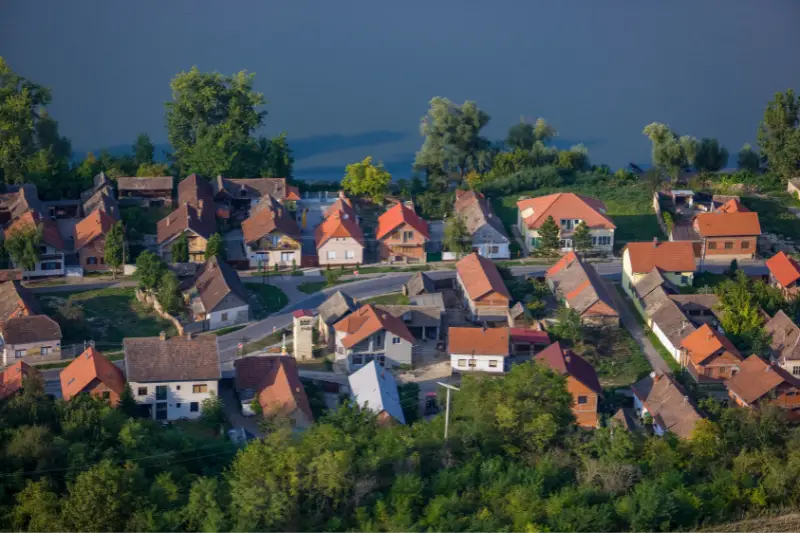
[1,169,799,441]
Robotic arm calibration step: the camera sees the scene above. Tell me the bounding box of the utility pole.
[437,382,460,440]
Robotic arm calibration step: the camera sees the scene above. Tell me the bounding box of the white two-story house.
[517,193,615,254]
[241,195,302,268]
[332,304,415,372]
[184,257,250,330]
[449,326,510,373]
[123,332,221,421]
[454,190,510,259]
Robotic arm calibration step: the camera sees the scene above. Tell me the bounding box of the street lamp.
[437,381,460,440]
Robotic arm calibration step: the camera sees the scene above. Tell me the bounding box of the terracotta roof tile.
[74,209,116,250]
[0,361,40,401]
[623,241,697,274]
[765,310,800,363]
[234,356,314,422]
[123,334,220,382]
[117,176,174,191]
[315,208,364,248]
[517,193,615,230]
[0,280,41,323]
[716,198,749,213]
[725,354,799,405]
[212,176,291,202]
[766,251,800,288]
[456,252,511,301]
[191,257,249,314]
[448,327,510,356]
[333,304,414,349]
[694,211,761,237]
[8,211,65,250]
[680,324,741,366]
[241,197,301,244]
[631,372,703,439]
[546,253,618,318]
[60,347,126,400]
[376,202,430,240]
[535,341,603,395]
[1,315,62,344]
[0,270,23,282]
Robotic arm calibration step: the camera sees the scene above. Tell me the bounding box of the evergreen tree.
[5,223,42,279]
[117,384,138,417]
[443,215,471,255]
[171,233,189,263]
[572,221,592,253]
[537,215,560,254]
[103,221,124,279]
[205,233,224,260]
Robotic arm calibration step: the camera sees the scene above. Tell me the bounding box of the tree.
[171,233,189,263]
[506,119,535,151]
[12,480,62,532]
[183,477,228,532]
[556,145,590,172]
[414,97,491,179]
[156,270,182,314]
[133,133,155,167]
[694,138,729,172]
[166,67,266,176]
[737,143,761,172]
[200,392,227,433]
[61,460,139,532]
[443,216,471,255]
[663,211,674,237]
[551,306,583,343]
[135,251,166,291]
[572,222,592,253]
[136,162,170,176]
[533,117,557,143]
[341,156,391,203]
[259,132,294,180]
[758,89,800,181]
[5,222,42,278]
[715,271,767,352]
[642,122,698,181]
[205,233,225,260]
[537,215,561,254]
[104,221,124,279]
[117,384,138,417]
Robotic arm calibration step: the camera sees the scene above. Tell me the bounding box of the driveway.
[610,284,672,375]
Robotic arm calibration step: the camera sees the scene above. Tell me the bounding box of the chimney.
[683,395,689,403]
[339,190,346,200]
[186,331,194,340]
[564,354,571,363]
[653,237,658,247]
[159,331,167,341]
[198,199,204,211]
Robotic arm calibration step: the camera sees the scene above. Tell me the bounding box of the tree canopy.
[642,122,698,180]
[758,89,800,181]
[341,156,391,203]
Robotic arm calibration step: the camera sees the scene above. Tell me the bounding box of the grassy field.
[742,195,800,239]
[245,283,289,319]
[493,183,664,251]
[244,329,287,353]
[572,327,652,389]
[362,293,411,305]
[39,287,177,344]
[298,281,327,294]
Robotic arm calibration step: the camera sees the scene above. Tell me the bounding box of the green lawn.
[39,287,177,344]
[362,293,411,305]
[244,329,287,353]
[298,281,327,294]
[210,324,247,336]
[573,327,652,389]
[245,283,289,319]
[742,196,800,240]
[493,183,664,251]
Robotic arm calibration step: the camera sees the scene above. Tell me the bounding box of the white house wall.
[450,353,506,373]
[129,380,219,421]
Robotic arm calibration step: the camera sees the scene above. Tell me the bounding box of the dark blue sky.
[2,1,799,179]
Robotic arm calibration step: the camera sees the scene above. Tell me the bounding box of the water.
[2,1,799,180]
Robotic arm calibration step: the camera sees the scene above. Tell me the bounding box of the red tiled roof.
[680,324,741,366]
[509,328,551,345]
[448,327,510,356]
[694,211,761,237]
[376,202,430,240]
[547,251,579,278]
[234,356,314,422]
[517,193,615,230]
[333,304,414,349]
[0,361,39,401]
[315,208,365,249]
[717,198,749,213]
[241,199,300,244]
[766,251,800,288]
[60,346,126,401]
[623,241,697,274]
[74,209,117,250]
[726,355,799,405]
[456,252,511,301]
[535,341,603,395]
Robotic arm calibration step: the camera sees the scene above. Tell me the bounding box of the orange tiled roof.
[448,327,509,356]
[547,251,579,278]
[333,304,414,349]
[535,341,603,396]
[694,211,761,237]
[766,251,800,288]
[717,198,749,213]
[623,241,697,274]
[241,200,300,244]
[60,346,126,401]
[286,185,301,201]
[315,209,364,249]
[680,324,741,366]
[726,354,799,405]
[456,252,511,301]
[74,209,117,250]
[256,356,313,422]
[7,211,64,250]
[376,202,430,240]
[0,361,39,401]
[517,193,615,230]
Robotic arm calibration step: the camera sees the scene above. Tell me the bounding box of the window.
[392,337,401,344]
[560,219,574,230]
[489,245,499,254]
[137,387,148,396]
[337,346,344,355]
[281,252,293,262]
[190,402,199,412]
[531,237,539,248]
[87,256,97,265]
[724,241,734,250]
[468,360,477,368]
[353,354,363,365]
[597,236,611,246]
[793,366,800,376]
[14,350,24,359]
[155,403,168,420]
[708,241,717,250]
[221,312,229,322]
[403,230,414,242]
[680,275,690,285]
[489,360,498,368]
[176,403,182,409]
[375,335,384,348]
[192,384,208,394]
[742,241,750,250]
[99,257,104,265]
[458,359,466,367]
[41,261,62,271]
[559,239,572,249]
[176,385,181,390]
[591,237,597,246]
[156,385,167,401]
[345,250,355,259]
[40,346,50,356]
[101,391,110,400]
[327,251,337,260]
[577,396,588,405]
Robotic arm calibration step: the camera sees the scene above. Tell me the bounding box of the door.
[155,403,168,421]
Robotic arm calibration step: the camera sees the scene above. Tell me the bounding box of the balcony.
[250,240,301,252]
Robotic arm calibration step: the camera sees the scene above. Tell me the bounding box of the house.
[80,172,113,203]
[241,195,302,268]
[156,174,216,263]
[726,355,800,413]
[621,240,696,297]
[692,211,761,260]
[509,327,551,356]
[0,315,62,365]
[454,190,510,259]
[0,280,41,322]
[315,196,365,266]
[449,326,510,373]
[516,193,615,254]
[73,209,117,272]
[0,269,23,282]
[535,341,603,428]
[123,332,221,421]
[766,251,800,297]
[332,304,415,372]
[679,324,742,383]
[455,252,511,322]
[545,251,619,327]
[60,346,126,404]
[716,197,748,214]
[317,291,358,347]
[631,372,703,439]
[348,360,406,425]
[0,184,45,226]
[764,310,800,376]
[631,270,696,362]
[6,211,67,277]
[82,186,120,221]
[212,176,300,221]
[669,294,722,327]
[117,176,174,207]
[0,361,40,401]
[378,304,442,341]
[403,271,436,297]
[233,356,314,428]
[184,257,250,330]
[376,202,429,264]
